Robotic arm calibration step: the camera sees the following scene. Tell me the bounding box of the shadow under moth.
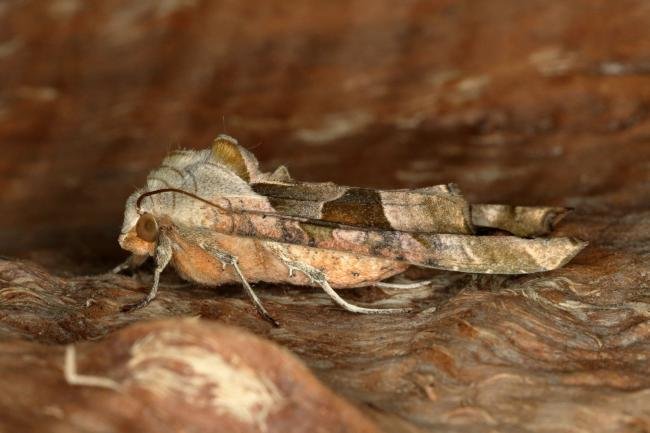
[116,135,586,325]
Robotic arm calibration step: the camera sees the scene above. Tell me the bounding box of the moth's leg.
[121,233,173,312]
[111,260,130,274]
[200,243,279,327]
[277,255,412,315]
[112,254,148,274]
[376,279,435,289]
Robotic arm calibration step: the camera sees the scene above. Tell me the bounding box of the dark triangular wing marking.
[251,182,474,235]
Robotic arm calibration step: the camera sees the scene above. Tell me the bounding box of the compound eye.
[136,213,159,242]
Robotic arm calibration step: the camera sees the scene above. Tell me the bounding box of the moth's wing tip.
[550,236,588,269]
[572,237,589,251]
[537,206,575,235]
[571,236,588,245]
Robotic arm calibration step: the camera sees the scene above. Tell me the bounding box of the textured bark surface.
[1,1,650,432]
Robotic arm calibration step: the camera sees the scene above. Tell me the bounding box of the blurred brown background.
[1,2,650,432]
[3,0,650,272]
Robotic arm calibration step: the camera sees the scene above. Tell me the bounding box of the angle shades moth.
[115,135,586,325]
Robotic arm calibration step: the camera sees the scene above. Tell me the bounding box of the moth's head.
[118,190,159,256]
[117,134,259,256]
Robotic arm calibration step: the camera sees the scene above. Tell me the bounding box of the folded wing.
[208,205,586,274]
[251,181,570,237]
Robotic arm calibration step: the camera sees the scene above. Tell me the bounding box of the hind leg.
[376,279,435,289]
[270,246,412,314]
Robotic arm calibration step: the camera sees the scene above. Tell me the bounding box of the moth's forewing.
[207,206,586,274]
[471,204,570,237]
[251,182,474,234]
[250,182,572,238]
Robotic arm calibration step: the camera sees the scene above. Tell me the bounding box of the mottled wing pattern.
[208,207,587,274]
[470,204,570,237]
[251,182,475,235]
[250,181,570,238]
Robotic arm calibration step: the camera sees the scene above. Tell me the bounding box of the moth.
[115,135,586,325]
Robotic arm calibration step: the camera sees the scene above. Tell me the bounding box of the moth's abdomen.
[262,241,409,289]
[167,229,407,289]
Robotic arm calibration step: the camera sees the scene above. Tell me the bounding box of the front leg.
[112,254,148,274]
[121,232,173,312]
